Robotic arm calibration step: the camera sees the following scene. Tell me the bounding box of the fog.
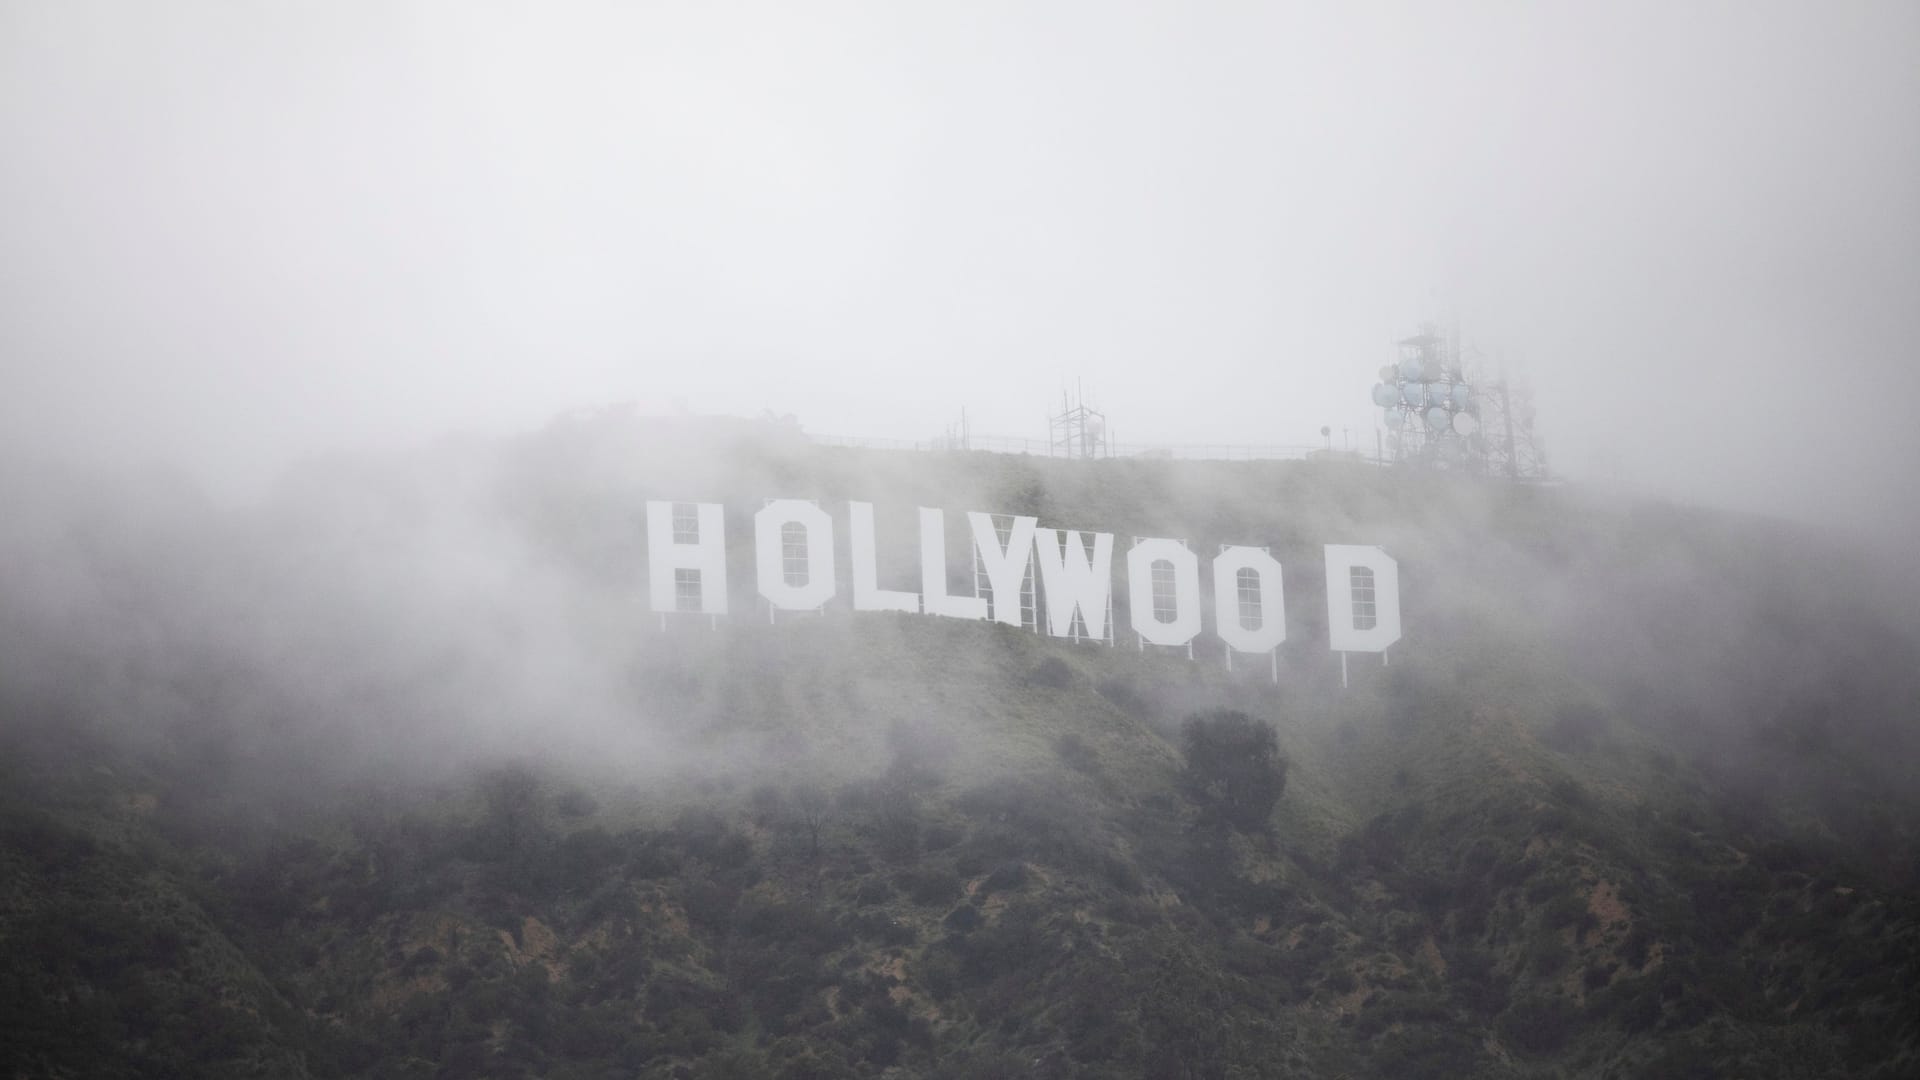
[1,0,1917,798]
[4,410,1914,814]
[2,2,1916,543]
[8,15,1920,1070]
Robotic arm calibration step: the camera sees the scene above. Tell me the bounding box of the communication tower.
[935,407,972,451]
[1470,368,1550,481]
[1370,325,1482,467]
[1048,385,1109,460]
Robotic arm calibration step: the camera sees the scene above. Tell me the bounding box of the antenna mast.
[1048,383,1109,460]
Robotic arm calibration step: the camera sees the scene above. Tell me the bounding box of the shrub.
[401,946,441,974]
[555,788,599,819]
[1026,656,1076,689]
[1054,733,1100,775]
[1543,703,1607,754]
[1541,893,1589,931]
[898,867,963,906]
[1529,935,1570,976]
[845,911,917,946]
[1178,710,1288,832]
[943,906,983,933]
[1497,995,1577,1054]
[1096,676,1151,716]
[671,809,753,868]
[981,861,1028,895]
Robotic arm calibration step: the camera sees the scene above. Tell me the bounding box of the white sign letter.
[646,501,728,615]
[1034,529,1114,639]
[1213,546,1286,653]
[848,502,918,613]
[1127,538,1201,647]
[1324,545,1401,652]
[755,500,835,610]
[920,508,989,619]
[967,511,1038,626]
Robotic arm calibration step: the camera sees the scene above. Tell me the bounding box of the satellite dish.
[1382,405,1403,426]
[1451,384,1473,410]
[1425,406,1450,432]
[1398,356,1422,380]
[1378,365,1397,383]
[1371,383,1398,408]
[1400,383,1425,407]
[1452,411,1480,436]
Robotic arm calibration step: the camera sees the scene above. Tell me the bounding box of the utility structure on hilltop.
[1472,368,1549,481]
[1372,325,1479,466]
[1370,323,1548,479]
[934,407,972,451]
[1048,384,1110,460]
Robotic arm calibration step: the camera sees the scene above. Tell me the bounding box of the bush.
[943,906,983,933]
[1543,703,1607,754]
[1054,733,1100,775]
[1589,978,1662,1032]
[981,861,1028,895]
[671,809,753,868]
[1178,710,1288,832]
[1529,935,1570,976]
[1497,995,1577,1054]
[555,788,599,819]
[1541,893,1589,930]
[845,778,923,864]
[897,867,963,906]
[1096,676,1151,716]
[1026,656,1076,689]
[1372,1025,1490,1078]
[845,911,917,946]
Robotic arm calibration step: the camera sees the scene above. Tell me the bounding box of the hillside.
[3,412,1919,1079]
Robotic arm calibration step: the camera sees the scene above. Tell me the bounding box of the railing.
[807,432,1366,464]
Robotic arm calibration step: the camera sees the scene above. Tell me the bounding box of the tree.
[1178,710,1287,831]
[787,782,832,863]
[846,777,921,864]
[871,779,922,864]
[482,764,542,854]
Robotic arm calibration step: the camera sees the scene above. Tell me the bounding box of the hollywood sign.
[642,500,1401,677]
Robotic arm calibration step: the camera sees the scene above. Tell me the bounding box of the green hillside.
[3,413,1918,1078]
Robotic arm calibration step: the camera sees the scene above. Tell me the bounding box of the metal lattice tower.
[1048,385,1109,460]
[1469,368,1550,481]
[1370,323,1550,479]
[1370,324,1482,469]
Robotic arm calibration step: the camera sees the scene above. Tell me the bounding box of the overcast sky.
[2,2,1916,537]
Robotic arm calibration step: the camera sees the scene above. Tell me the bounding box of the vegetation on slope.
[2,414,1917,1078]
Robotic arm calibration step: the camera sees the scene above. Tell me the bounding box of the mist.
[5,410,1915,812]
[2,1,1916,545]
[4,6,1920,1076]
[4,401,1919,1077]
